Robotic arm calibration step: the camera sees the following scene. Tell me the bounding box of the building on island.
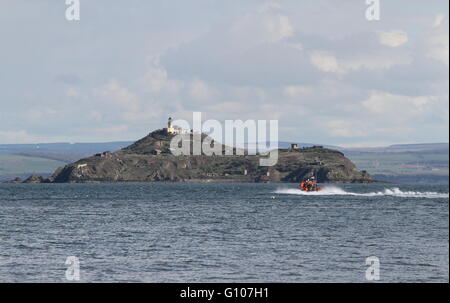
[166,117,191,135]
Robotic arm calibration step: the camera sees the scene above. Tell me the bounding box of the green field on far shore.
[0,155,66,176]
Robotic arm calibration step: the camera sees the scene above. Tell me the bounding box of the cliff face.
[47,129,373,183]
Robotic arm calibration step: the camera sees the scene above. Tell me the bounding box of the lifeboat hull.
[299,181,322,192]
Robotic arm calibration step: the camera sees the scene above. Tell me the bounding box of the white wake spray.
[275,186,449,199]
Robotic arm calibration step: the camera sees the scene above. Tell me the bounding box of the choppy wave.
[275,186,449,199]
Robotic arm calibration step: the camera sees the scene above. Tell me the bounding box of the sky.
[0,0,448,146]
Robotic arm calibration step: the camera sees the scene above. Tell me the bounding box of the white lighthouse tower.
[167,117,175,134]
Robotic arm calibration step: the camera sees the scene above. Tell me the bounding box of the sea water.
[0,183,448,282]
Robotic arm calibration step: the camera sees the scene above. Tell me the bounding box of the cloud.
[309,48,412,74]
[139,63,169,93]
[23,108,58,122]
[362,91,437,117]
[54,73,83,85]
[283,85,312,98]
[426,14,449,65]
[94,80,140,112]
[230,2,294,45]
[310,51,341,73]
[88,125,129,135]
[0,130,36,144]
[433,13,446,28]
[66,87,79,98]
[324,120,367,138]
[160,2,316,87]
[0,1,448,145]
[138,58,181,94]
[189,79,216,102]
[0,130,66,144]
[378,30,409,47]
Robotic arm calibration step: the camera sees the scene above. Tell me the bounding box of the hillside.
[2,140,447,184]
[41,129,372,184]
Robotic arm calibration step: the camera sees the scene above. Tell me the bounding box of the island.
[17,126,373,184]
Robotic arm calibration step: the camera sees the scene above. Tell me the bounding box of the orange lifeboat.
[299,178,322,192]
